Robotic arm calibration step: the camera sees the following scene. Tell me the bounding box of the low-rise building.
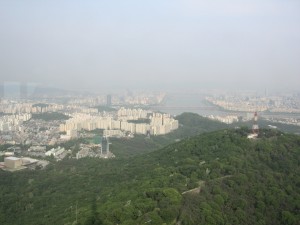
[4,157,22,169]
[28,146,46,152]
[103,129,124,137]
[45,147,65,157]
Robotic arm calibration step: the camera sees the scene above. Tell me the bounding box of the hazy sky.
[0,0,299,92]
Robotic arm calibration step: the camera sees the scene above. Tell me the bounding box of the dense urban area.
[206,92,300,126]
[0,91,179,171]
[1,89,300,171]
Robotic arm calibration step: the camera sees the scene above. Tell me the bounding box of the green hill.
[0,128,299,225]
[232,118,300,134]
[110,113,229,158]
[109,112,300,158]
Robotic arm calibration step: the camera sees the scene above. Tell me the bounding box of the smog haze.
[0,0,299,92]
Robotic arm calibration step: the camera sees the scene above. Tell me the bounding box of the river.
[151,92,246,117]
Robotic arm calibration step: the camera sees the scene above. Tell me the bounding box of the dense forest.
[0,126,300,224]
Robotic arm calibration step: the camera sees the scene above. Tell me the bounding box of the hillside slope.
[0,128,300,224]
[110,112,229,158]
[110,112,300,158]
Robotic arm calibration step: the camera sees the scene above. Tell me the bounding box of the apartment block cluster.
[63,92,166,107]
[0,101,64,114]
[206,94,300,113]
[207,115,239,124]
[120,91,165,106]
[0,113,31,131]
[206,96,268,112]
[60,108,179,137]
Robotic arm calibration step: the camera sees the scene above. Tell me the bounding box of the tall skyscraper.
[107,95,112,106]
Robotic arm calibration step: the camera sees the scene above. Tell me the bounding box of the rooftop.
[5,156,20,161]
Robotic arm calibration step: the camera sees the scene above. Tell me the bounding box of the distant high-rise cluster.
[0,113,32,131]
[60,107,179,136]
[207,115,239,124]
[0,101,63,114]
[117,107,148,120]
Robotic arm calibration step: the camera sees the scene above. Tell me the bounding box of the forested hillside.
[110,113,229,158]
[109,112,300,158]
[0,128,299,225]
